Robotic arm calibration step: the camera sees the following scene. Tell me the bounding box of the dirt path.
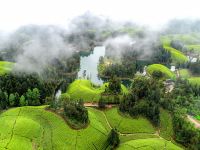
[84,102,115,108]
[84,103,98,107]
[187,115,200,128]
[84,104,161,137]
[84,103,163,139]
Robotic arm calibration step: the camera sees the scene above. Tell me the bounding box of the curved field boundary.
[0,106,110,150]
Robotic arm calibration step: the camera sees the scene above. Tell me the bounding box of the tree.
[107,128,120,149]
[98,96,106,109]
[19,95,27,106]
[14,92,20,106]
[32,88,40,105]
[119,76,163,126]
[107,76,121,94]
[26,88,40,106]
[0,90,8,109]
[63,99,88,124]
[152,70,164,79]
[9,93,15,107]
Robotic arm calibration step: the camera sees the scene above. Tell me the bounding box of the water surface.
[78,46,105,85]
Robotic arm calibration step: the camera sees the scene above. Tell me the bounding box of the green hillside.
[188,77,200,86]
[147,64,175,79]
[105,108,155,134]
[66,79,128,102]
[0,106,110,150]
[0,61,14,75]
[179,69,191,79]
[163,46,188,64]
[160,109,173,140]
[186,44,200,52]
[118,138,183,150]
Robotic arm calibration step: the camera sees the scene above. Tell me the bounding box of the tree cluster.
[63,100,88,125]
[119,76,163,126]
[105,76,122,94]
[160,78,200,149]
[0,73,56,110]
[107,129,120,149]
[173,112,200,149]
[0,88,40,110]
[188,60,200,75]
[151,46,172,67]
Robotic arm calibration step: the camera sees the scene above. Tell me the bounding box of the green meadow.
[104,107,155,134]
[0,106,110,150]
[188,77,200,86]
[118,138,183,150]
[163,46,188,64]
[147,64,175,79]
[0,61,14,75]
[66,79,128,102]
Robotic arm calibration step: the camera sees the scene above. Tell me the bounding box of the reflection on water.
[78,46,105,85]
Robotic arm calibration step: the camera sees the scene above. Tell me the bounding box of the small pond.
[78,46,105,85]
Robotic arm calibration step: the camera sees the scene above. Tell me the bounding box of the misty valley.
[0,13,200,150]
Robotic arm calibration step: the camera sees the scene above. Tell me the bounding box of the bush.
[98,96,106,109]
[107,128,120,149]
[63,100,88,124]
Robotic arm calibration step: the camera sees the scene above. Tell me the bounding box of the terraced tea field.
[104,108,155,134]
[146,64,175,79]
[66,79,128,102]
[0,106,110,150]
[0,106,183,150]
[118,138,182,150]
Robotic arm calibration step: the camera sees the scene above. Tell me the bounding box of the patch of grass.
[186,44,200,53]
[66,79,104,102]
[146,64,175,79]
[105,108,155,134]
[163,46,188,64]
[117,138,183,150]
[161,34,200,45]
[160,108,173,140]
[179,69,191,79]
[160,36,171,47]
[0,106,110,150]
[195,115,200,121]
[0,61,14,75]
[66,79,128,102]
[188,77,200,86]
[120,134,158,143]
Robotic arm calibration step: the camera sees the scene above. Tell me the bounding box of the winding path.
[187,115,200,128]
[100,110,161,138]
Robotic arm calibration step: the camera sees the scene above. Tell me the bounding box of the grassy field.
[0,106,110,150]
[0,61,14,75]
[161,34,200,46]
[146,64,175,79]
[104,108,155,134]
[186,44,200,53]
[163,46,188,64]
[179,69,191,79]
[66,79,128,102]
[117,138,183,150]
[195,115,200,121]
[160,109,173,140]
[188,77,200,86]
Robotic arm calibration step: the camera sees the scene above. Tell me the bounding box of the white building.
[170,66,176,72]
